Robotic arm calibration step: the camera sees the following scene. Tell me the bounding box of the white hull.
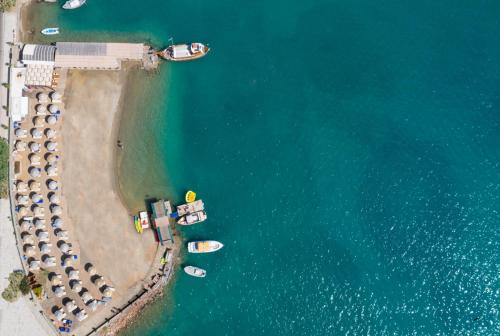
[187,241,223,253]
[41,28,59,35]
[63,0,86,9]
[184,266,206,278]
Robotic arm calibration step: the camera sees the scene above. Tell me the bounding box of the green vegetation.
[1,271,30,302]
[0,0,15,12]
[0,139,7,198]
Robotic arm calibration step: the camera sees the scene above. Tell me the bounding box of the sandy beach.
[60,68,161,334]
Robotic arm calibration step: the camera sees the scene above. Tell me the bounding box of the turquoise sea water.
[34,1,500,335]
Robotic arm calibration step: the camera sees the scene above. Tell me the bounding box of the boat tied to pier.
[41,28,60,35]
[158,43,209,61]
[62,0,87,10]
[188,240,223,253]
[177,210,207,225]
[176,199,207,225]
[184,266,207,278]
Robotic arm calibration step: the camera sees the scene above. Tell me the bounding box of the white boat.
[188,240,223,253]
[177,210,207,225]
[159,42,210,61]
[41,27,59,35]
[184,266,206,278]
[62,0,87,10]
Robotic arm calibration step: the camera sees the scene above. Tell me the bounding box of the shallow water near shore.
[33,0,500,335]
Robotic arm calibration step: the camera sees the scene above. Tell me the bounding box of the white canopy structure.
[22,233,34,244]
[68,269,79,280]
[37,92,49,103]
[65,300,77,313]
[40,242,52,253]
[35,104,47,114]
[45,128,56,139]
[29,142,40,152]
[16,194,29,204]
[29,167,41,177]
[47,179,58,190]
[16,181,28,192]
[29,153,41,165]
[102,286,115,298]
[15,128,27,138]
[31,128,43,138]
[53,285,66,298]
[29,260,40,271]
[56,230,69,239]
[29,181,41,191]
[75,309,88,321]
[43,255,56,267]
[50,91,62,103]
[48,104,59,114]
[49,193,60,203]
[50,204,62,215]
[81,291,93,303]
[17,206,28,217]
[15,141,26,151]
[54,307,66,321]
[31,193,42,203]
[33,116,44,127]
[46,141,57,151]
[50,273,62,285]
[59,242,70,254]
[37,230,49,241]
[46,115,57,125]
[46,165,57,176]
[20,220,33,231]
[87,265,97,276]
[24,245,36,256]
[94,276,105,288]
[34,218,46,229]
[33,205,44,217]
[46,153,58,163]
[52,217,63,229]
[71,281,82,293]
[62,257,72,267]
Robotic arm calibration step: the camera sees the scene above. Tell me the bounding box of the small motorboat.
[62,0,87,10]
[188,240,223,253]
[177,210,207,225]
[41,27,59,35]
[184,266,206,278]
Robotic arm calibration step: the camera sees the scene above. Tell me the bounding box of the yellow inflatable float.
[185,190,196,203]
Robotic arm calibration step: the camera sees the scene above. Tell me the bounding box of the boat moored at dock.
[184,266,207,278]
[159,43,209,61]
[177,210,207,225]
[62,0,87,10]
[188,240,223,253]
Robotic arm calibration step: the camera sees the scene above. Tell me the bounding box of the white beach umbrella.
[86,299,98,312]
[75,309,88,321]
[33,206,44,217]
[29,142,40,152]
[46,153,58,163]
[68,269,79,280]
[46,115,57,125]
[50,273,62,285]
[33,116,44,127]
[54,307,66,321]
[59,242,70,254]
[31,128,43,138]
[87,265,97,276]
[45,128,56,139]
[43,256,56,267]
[29,153,41,165]
[16,181,28,192]
[52,217,63,229]
[15,140,26,151]
[50,91,62,102]
[16,194,29,205]
[47,179,58,190]
[17,205,28,217]
[48,104,59,114]
[50,204,62,215]
[29,167,41,178]
[31,193,42,203]
[21,232,33,244]
[46,165,57,176]
[81,291,93,303]
[37,230,49,241]
[57,230,69,239]
[24,244,36,256]
[49,193,60,203]
[40,242,51,253]
[71,282,82,293]
[34,218,46,229]
[29,181,41,191]
[20,220,33,231]
[94,276,106,288]
[35,104,47,114]
[102,286,115,298]
[62,257,72,267]
[15,128,27,137]
[54,286,66,297]
[29,260,40,271]
[65,300,77,313]
[37,92,49,103]
[46,141,57,151]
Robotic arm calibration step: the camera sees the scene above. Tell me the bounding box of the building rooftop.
[21,44,56,64]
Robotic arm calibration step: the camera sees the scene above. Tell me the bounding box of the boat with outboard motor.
[62,0,86,10]
[159,42,209,61]
[177,210,207,225]
[184,266,207,278]
[187,240,223,253]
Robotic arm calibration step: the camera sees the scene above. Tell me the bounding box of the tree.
[0,139,8,198]
[1,271,30,302]
[0,0,16,12]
